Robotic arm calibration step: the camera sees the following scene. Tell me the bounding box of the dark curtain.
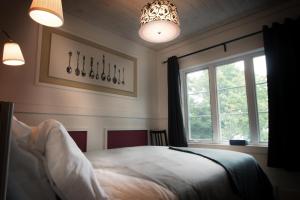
[167,56,188,147]
[263,18,300,170]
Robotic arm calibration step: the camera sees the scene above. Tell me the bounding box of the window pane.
[220,113,250,141]
[188,93,211,115]
[218,87,248,114]
[253,55,269,142]
[186,70,212,140]
[256,84,268,112]
[217,61,246,89]
[190,116,213,139]
[253,56,267,83]
[258,112,268,142]
[216,61,250,141]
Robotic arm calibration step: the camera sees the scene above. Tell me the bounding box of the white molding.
[66,127,88,132]
[104,128,108,149]
[14,106,166,121]
[180,69,189,140]
[13,101,158,120]
[209,66,220,143]
[244,53,264,143]
[34,25,43,86]
[15,110,159,120]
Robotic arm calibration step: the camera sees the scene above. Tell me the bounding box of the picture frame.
[39,27,137,97]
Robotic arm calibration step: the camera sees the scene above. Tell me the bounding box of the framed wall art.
[39,27,137,97]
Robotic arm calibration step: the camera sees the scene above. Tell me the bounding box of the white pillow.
[11,117,63,199]
[11,117,108,200]
[34,119,108,200]
[9,118,57,200]
[11,116,32,144]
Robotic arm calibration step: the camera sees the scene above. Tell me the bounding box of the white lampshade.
[139,0,180,43]
[29,0,64,27]
[2,42,25,66]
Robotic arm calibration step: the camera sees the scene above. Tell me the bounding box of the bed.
[0,101,274,200]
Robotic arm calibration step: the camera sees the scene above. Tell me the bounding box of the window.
[183,51,268,144]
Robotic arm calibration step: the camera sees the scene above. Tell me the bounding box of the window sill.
[188,142,268,155]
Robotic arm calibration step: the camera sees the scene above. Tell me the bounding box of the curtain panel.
[167,56,188,147]
[263,18,300,170]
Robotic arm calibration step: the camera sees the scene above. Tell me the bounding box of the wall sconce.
[29,0,64,27]
[1,30,25,66]
[1,0,64,67]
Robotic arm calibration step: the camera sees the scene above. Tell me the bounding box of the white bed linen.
[94,169,177,200]
[86,149,177,200]
[86,147,239,200]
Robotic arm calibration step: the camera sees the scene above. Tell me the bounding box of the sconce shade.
[2,41,25,66]
[139,0,180,43]
[29,0,64,27]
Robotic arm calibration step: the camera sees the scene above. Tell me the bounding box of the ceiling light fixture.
[139,0,180,43]
[29,0,64,27]
[1,30,25,66]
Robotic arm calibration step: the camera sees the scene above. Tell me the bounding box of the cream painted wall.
[155,1,300,199]
[0,0,159,151]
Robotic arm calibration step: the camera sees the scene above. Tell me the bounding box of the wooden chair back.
[150,130,168,146]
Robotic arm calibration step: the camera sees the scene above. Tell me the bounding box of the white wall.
[0,0,159,151]
[155,1,300,199]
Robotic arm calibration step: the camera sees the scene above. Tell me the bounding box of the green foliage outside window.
[217,61,249,141]
[187,70,212,140]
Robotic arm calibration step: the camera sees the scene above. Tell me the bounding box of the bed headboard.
[0,102,14,200]
[106,129,148,149]
[68,131,87,152]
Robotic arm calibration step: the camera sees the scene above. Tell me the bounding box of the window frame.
[181,49,267,145]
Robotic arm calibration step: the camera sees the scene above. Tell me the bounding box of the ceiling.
[63,0,286,50]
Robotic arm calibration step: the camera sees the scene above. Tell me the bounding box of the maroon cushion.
[107,130,148,149]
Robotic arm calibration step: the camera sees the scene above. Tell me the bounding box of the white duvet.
[86,146,240,200]
[12,118,176,200]
[94,169,176,200]
[12,117,240,200]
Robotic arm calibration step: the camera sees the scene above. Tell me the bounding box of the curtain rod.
[162,30,263,64]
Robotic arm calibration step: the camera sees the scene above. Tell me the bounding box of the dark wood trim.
[0,102,14,200]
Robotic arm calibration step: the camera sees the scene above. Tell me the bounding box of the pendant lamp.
[29,0,64,27]
[139,0,180,43]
